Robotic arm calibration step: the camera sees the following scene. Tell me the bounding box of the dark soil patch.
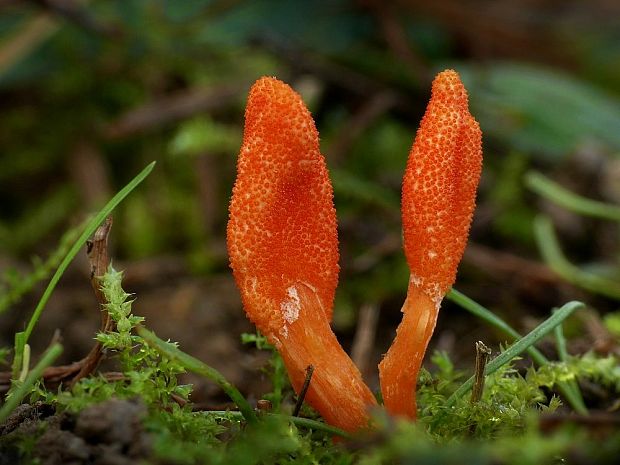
[1,399,150,465]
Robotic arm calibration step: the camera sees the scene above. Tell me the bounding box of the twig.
[69,140,112,208]
[463,242,559,285]
[351,304,380,378]
[293,365,314,417]
[445,300,585,408]
[539,412,620,434]
[256,399,272,413]
[18,162,155,352]
[350,233,401,272]
[0,217,115,390]
[394,0,574,66]
[470,341,491,404]
[2,164,154,390]
[69,216,114,385]
[448,288,588,414]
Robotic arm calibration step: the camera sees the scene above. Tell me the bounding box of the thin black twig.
[292,365,314,417]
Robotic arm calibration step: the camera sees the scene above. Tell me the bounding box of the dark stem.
[293,365,314,417]
[470,341,491,404]
[69,216,114,385]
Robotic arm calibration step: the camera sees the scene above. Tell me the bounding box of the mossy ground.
[2,1,620,463]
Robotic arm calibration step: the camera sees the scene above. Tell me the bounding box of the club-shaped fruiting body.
[379,69,483,419]
[227,77,377,432]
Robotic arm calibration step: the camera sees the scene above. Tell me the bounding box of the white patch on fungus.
[281,286,301,324]
[410,274,423,287]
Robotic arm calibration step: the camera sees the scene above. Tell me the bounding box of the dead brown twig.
[0,217,115,393]
[470,341,491,404]
[69,215,114,385]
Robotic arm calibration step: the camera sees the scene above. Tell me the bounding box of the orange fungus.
[379,69,483,419]
[227,77,377,432]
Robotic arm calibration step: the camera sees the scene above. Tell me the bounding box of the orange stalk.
[227,77,376,432]
[379,69,483,419]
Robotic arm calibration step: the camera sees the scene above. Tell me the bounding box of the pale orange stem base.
[272,283,377,433]
[378,281,440,419]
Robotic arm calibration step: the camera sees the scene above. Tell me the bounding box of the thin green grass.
[138,326,258,425]
[554,316,569,363]
[525,171,620,222]
[533,215,620,299]
[0,343,63,423]
[447,289,587,414]
[445,300,584,407]
[204,411,351,439]
[11,162,156,378]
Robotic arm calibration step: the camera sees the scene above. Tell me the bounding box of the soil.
[0,399,150,465]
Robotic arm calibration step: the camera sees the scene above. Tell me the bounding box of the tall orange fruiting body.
[379,70,482,419]
[227,77,377,432]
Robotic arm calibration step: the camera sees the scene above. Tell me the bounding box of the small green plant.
[54,266,190,412]
[2,250,620,464]
[0,108,619,464]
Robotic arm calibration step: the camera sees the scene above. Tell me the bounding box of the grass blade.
[525,171,620,222]
[0,343,63,423]
[445,300,585,407]
[447,289,587,414]
[534,215,620,299]
[205,411,351,439]
[446,289,588,415]
[137,326,258,424]
[12,162,155,377]
[554,320,569,363]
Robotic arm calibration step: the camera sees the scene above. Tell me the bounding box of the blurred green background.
[1,0,619,391]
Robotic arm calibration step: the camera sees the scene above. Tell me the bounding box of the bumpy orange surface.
[379,69,482,419]
[228,77,339,333]
[228,77,376,432]
[402,69,482,303]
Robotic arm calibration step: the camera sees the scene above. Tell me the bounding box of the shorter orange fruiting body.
[379,69,482,419]
[228,77,376,432]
